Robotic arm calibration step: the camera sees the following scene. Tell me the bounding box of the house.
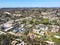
[20,24,25,28]
[11,40,18,45]
[41,12,48,15]
[43,15,50,19]
[44,41,55,45]
[13,27,25,33]
[36,24,48,30]
[1,20,14,31]
[13,28,19,33]
[13,11,22,16]
[25,24,32,28]
[33,29,45,36]
[19,28,25,33]
[0,31,6,35]
[40,31,45,35]
[4,27,13,31]
[54,35,60,39]
[13,13,21,16]
[50,25,59,32]
[4,12,11,15]
[16,40,27,45]
[16,41,26,45]
[3,20,13,28]
[27,33,35,39]
[33,29,41,34]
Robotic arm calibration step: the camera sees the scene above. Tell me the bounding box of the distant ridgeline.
[0,8,60,18]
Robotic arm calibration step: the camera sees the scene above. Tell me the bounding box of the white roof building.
[0,31,6,35]
[33,29,45,35]
[33,29,41,34]
[3,20,14,28]
[50,25,59,32]
[36,24,48,30]
[44,41,54,45]
[2,20,14,31]
[54,35,60,39]
[4,12,11,15]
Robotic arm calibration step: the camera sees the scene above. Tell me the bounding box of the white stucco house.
[1,20,14,31]
[33,29,45,35]
[0,31,6,35]
[44,41,55,45]
[50,25,59,32]
[36,24,48,30]
[33,29,41,34]
[54,35,60,39]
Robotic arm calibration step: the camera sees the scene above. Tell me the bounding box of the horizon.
[1,7,60,8]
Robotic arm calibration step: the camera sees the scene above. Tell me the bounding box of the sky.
[0,0,60,8]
